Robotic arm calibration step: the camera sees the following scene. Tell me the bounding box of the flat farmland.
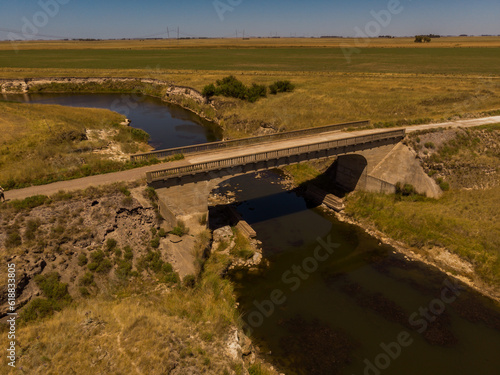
[1,45,500,75]
[1,37,499,136]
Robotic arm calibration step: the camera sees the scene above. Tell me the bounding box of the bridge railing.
[131,120,370,162]
[147,129,405,183]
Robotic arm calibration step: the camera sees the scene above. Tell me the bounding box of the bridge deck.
[147,128,405,183]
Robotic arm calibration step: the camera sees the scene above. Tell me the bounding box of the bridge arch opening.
[329,154,368,193]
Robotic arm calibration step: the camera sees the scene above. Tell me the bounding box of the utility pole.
[177,26,180,39]
[166,26,170,39]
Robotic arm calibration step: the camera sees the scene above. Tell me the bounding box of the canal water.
[1,93,222,150]
[5,93,500,374]
[225,171,500,375]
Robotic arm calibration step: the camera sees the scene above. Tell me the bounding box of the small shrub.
[395,182,417,196]
[247,83,267,103]
[96,259,112,273]
[138,251,180,284]
[119,186,131,196]
[34,272,71,301]
[424,142,435,149]
[439,181,450,191]
[215,75,248,100]
[269,80,295,94]
[88,250,111,273]
[5,230,22,248]
[199,213,207,225]
[232,247,255,260]
[183,274,197,289]
[158,228,167,238]
[90,250,105,263]
[10,195,48,211]
[144,186,157,202]
[79,272,95,287]
[202,83,217,99]
[123,246,134,260]
[105,238,118,251]
[171,220,189,237]
[21,298,57,321]
[151,237,160,248]
[115,259,134,280]
[87,262,99,271]
[77,253,88,266]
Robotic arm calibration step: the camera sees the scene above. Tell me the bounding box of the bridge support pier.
[155,179,224,232]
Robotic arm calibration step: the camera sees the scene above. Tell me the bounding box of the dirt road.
[4,115,499,201]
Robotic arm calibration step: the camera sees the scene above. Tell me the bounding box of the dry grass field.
[1,37,500,139]
[0,102,153,189]
[0,37,499,374]
[1,36,500,50]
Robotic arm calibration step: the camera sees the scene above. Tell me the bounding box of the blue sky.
[1,0,499,40]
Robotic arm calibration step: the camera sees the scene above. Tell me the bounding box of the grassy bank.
[281,125,500,291]
[0,101,155,189]
[0,184,276,374]
[344,189,500,286]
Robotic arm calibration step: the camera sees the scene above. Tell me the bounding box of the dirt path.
[4,115,500,201]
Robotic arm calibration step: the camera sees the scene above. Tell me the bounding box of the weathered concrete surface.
[156,179,223,231]
[330,144,399,193]
[370,143,442,198]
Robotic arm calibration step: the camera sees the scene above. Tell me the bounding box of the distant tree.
[247,83,267,103]
[215,75,248,100]
[201,83,217,100]
[414,35,431,43]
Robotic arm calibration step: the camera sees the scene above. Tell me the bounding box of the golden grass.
[211,73,500,137]
[0,245,273,374]
[2,36,500,51]
[0,102,153,188]
[2,68,499,140]
[345,187,500,287]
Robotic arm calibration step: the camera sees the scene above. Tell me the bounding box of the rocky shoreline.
[0,76,222,129]
[333,209,500,303]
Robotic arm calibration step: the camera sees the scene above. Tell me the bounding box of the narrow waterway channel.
[4,92,500,374]
[224,170,500,375]
[1,93,222,149]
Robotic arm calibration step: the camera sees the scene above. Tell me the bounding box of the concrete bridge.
[143,122,411,229]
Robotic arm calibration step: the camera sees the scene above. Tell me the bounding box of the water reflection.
[223,170,500,375]
[1,93,222,149]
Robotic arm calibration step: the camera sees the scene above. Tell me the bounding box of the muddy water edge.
[217,170,500,375]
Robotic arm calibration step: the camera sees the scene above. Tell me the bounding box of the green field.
[1,47,500,75]
[1,39,500,138]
